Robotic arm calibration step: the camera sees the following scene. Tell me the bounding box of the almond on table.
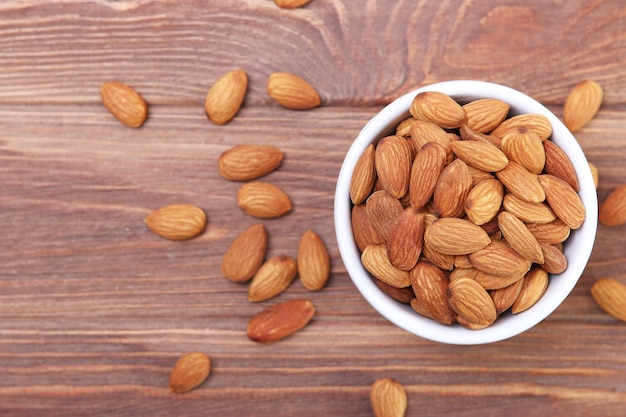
[205,69,248,125]
[168,352,211,394]
[100,81,148,128]
[144,204,206,241]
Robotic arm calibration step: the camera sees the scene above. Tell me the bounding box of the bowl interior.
[334,80,598,345]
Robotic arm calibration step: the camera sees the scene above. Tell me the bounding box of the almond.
[204,69,248,125]
[563,80,603,133]
[502,194,556,224]
[490,278,524,314]
[375,279,415,304]
[468,241,532,278]
[100,81,148,128]
[496,161,545,203]
[352,204,385,252]
[365,190,404,241]
[511,266,549,314]
[421,241,455,271]
[386,208,425,271]
[370,378,408,417]
[462,98,510,133]
[450,139,509,172]
[248,255,297,302]
[247,299,316,342]
[467,165,496,186]
[447,277,497,327]
[221,224,268,283]
[538,174,585,229]
[500,127,545,174]
[409,142,447,208]
[433,158,473,218]
[267,72,321,110]
[297,229,330,291]
[497,211,544,264]
[459,123,503,148]
[526,219,571,244]
[590,278,626,322]
[375,136,412,198]
[543,140,579,192]
[169,352,211,393]
[361,244,410,288]
[144,204,206,241]
[274,0,312,8]
[350,144,377,204]
[424,217,491,255]
[472,268,525,291]
[395,117,415,137]
[237,182,292,218]
[410,91,466,129]
[409,262,455,324]
[491,113,553,141]
[464,178,503,225]
[539,242,568,274]
[218,144,284,181]
[599,184,626,226]
[409,119,452,158]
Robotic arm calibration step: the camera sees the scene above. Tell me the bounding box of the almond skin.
[352,204,385,252]
[497,211,544,264]
[502,194,556,224]
[433,158,473,218]
[543,140,579,192]
[247,299,316,342]
[590,278,626,322]
[205,69,248,125]
[538,174,586,229]
[599,184,626,226]
[237,182,292,218]
[496,161,545,203]
[218,144,284,181]
[100,81,148,128]
[144,204,206,241]
[447,277,497,327]
[221,224,268,283]
[410,91,466,129]
[361,244,410,288]
[365,190,404,241]
[248,255,297,302]
[375,135,412,198]
[462,98,510,133]
[563,79,603,133]
[410,262,456,324]
[510,266,549,314]
[297,229,330,291]
[267,72,321,110]
[491,113,553,141]
[449,140,509,172]
[370,378,408,417]
[468,240,532,278]
[464,178,503,225]
[169,352,211,393]
[350,144,377,205]
[424,218,491,255]
[386,208,425,271]
[409,142,447,208]
[490,278,524,314]
[500,127,545,174]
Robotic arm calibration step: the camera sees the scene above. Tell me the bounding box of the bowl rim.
[334,80,598,345]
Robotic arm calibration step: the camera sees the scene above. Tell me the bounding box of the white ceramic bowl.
[334,80,598,345]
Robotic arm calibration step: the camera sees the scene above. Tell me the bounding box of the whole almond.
[472,268,525,291]
[169,352,211,393]
[543,140,579,191]
[491,113,552,141]
[496,161,545,203]
[248,255,297,302]
[274,0,312,8]
[449,140,509,172]
[424,217,491,255]
[375,136,412,198]
[237,182,292,218]
[433,158,473,218]
[100,81,148,128]
[500,127,545,174]
[352,204,385,252]
[497,211,544,264]
[221,224,268,283]
[464,178,504,225]
[350,144,377,204]
[145,204,206,241]
[599,184,626,226]
[410,262,456,324]
[410,91,466,129]
[538,174,585,229]
[447,277,497,327]
[526,219,571,244]
[218,144,284,181]
[247,299,316,342]
[370,378,408,417]
[267,72,321,110]
[502,194,556,224]
[590,278,626,322]
[375,278,415,304]
[421,241,456,271]
[361,244,410,288]
[365,190,404,241]
[409,119,452,157]
[468,241,532,278]
[563,79,603,133]
[386,208,425,271]
[511,266,549,314]
[409,142,447,208]
[205,69,248,125]
[462,98,510,133]
[395,117,415,137]
[539,242,568,274]
[490,278,524,314]
[297,229,330,291]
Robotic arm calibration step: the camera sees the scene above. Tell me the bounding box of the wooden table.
[1,1,625,416]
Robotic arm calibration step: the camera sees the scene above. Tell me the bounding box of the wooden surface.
[1,1,626,416]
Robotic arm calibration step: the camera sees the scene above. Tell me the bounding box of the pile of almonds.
[351,90,587,329]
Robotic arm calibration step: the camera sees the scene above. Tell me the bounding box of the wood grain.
[1,1,626,416]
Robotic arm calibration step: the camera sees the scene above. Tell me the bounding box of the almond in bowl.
[334,80,598,345]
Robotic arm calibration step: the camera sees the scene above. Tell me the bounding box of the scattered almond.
[267,72,321,110]
[370,378,408,417]
[205,69,248,125]
[100,81,148,128]
[590,278,626,322]
[221,224,268,283]
[168,352,211,393]
[248,255,297,302]
[599,184,626,226]
[297,229,330,291]
[144,204,206,241]
[563,79,603,133]
[247,299,316,342]
[237,182,292,218]
[218,144,284,181]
